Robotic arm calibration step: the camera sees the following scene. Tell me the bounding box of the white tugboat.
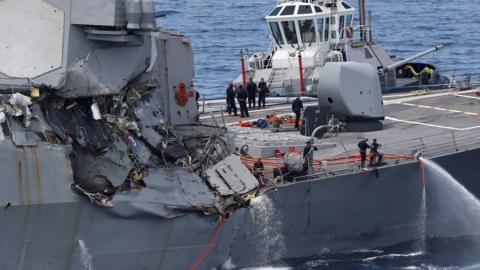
[235,0,447,96]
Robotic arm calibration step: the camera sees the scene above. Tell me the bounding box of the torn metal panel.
[44,102,114,152]
[11,130,38,147]
[206,155,259,196]
[125,134,152,165]
[163,141,188,162]
[58,44,149,98]
[29,104,54,135]
[9,120,38,146]
[133,91,166,127]
[144,168,215,208]
[111,168,216,218]
[71,147,132,188]
[98,137,132,167]
[141,127,163,147]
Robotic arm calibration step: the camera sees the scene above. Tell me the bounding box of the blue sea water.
[239,235,480,269]
[156,0,480,99]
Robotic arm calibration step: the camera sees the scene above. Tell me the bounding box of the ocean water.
[156,0,480,99]
[240,235,480,270]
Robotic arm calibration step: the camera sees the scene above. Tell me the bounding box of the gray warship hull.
[1,147,479,269]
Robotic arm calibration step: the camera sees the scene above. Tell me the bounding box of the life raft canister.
[346,27,354,39]
[175,82,189,106]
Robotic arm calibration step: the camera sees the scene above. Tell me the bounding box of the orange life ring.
[175,82,189,106]
[346,27,354,39]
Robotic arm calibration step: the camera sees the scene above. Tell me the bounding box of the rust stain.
[32,147,43,203]
[22,148,32,205]
[17,159,24,205]
[64,153,73,177]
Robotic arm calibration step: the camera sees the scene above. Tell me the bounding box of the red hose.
[187,217,226,270]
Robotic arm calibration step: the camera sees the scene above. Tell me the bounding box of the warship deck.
[200,88,480,175]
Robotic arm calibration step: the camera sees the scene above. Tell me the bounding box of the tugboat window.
[314,6,323,13]
[346,14,353,26]
[341,2,352,9]
[269,6,283,17]
[331,30,337,39]
[324,17,330,41]
[330,16,336,25]
[339,15,345,38]
[299,19,316,44]
[297,5,312,15]
[281,5,296,16]
[317,18,324,42]
[282,21,298,44]
[269,22,285,45]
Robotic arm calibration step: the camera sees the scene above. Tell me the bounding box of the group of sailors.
[358,138,384,168]
[225,78,269,118]
[251,138,385,185]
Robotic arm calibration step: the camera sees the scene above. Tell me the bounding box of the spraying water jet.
[249,195,286,265]
[78,240,95,270]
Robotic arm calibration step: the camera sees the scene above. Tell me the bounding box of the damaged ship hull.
[1,148,480,269]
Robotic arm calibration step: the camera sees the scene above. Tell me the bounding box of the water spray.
[416,156,428,253]
[418,155,427,187]
[78,240,95,270]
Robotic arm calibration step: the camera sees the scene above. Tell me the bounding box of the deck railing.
[292,130,480,182]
